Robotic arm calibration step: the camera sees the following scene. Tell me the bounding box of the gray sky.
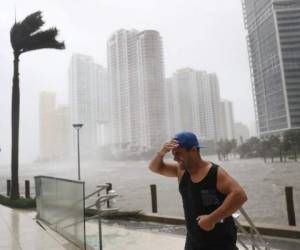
[0,0,255,163]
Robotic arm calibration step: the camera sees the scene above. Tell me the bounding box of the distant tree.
[217,139,226,160]
[237,137,261,159]
[10,11,65,199]
[237,142,250,159]
[230,139,238,157]
[268,135,281,162]
[216,139,236,160]
[260,140,270,163]
[283,129,300,162]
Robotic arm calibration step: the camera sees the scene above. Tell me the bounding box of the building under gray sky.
[235,122,250,144]
[220,99,235,140]
[39,92,71,160]
[39,92,57,160]
[167,68,222,141]
[243,0,300,137]
[107,29,167,152]
[0,1,254,163]
[69,54,101,153]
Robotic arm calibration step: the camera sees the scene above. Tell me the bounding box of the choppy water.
[0,156,299,227]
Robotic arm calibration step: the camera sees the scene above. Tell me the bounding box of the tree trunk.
[279,149,283,162]
[10,52,20,200]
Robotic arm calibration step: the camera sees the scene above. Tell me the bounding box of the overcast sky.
[0,0,255,163]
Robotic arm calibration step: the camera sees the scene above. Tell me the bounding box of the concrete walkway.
[86,221,284,250]
[0,205,79,250]
[1,204,294,250]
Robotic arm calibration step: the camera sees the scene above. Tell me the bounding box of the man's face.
[172,147,192,170]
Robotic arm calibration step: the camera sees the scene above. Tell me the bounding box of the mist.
[0,0,254,164]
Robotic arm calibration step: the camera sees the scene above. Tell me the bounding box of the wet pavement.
[1,204,299,250]
[0,205,77,250]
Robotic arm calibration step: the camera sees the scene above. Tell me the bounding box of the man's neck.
[188,159,210,175]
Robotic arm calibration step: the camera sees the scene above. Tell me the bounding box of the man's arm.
[197,167,247,231]
[148,140,179,177]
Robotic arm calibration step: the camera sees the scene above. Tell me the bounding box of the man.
[148,131,247,250]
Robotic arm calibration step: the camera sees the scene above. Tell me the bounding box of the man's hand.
[196,215,215,231]
[148,139,180,177]
[158,139,179,157]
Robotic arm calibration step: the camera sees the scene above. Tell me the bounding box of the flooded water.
[0,156,299,227]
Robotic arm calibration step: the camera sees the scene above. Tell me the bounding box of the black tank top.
[179,163,237,248]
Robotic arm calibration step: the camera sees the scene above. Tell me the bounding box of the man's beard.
[179,160,189,170]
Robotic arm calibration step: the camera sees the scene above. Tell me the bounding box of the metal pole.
[285,186,296,226]
[7,180,11,196]
[150,184,158,213]
[25,180,30,198]
[77,128,81,180]
[106,183,112,208]
[96,199,103,250]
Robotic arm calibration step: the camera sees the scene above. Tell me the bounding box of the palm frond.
[22,28,65,53]
[10,11,44,52]
[10,11,65,54]
[10,23,25,51]
[20,11,44,36]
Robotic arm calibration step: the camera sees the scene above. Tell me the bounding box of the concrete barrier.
[85,209,300,240]
[140,213,300,240]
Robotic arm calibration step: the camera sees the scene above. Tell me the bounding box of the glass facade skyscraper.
[243,0,300,136]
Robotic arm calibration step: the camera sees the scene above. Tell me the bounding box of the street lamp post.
[73,123,83,180]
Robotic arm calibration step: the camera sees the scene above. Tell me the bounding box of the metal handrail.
[85,184,119,250]
[234,207,270,250]
[85,185,109,200]
[61,208,119,229]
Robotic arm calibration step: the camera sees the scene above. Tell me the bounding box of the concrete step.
[0,205,67,250]
[85,222,284,250]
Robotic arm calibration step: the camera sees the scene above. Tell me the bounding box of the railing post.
[7,180,11,196]
[150,184,158,213]
[250,227,255,250]
[106,183,112,208]
[285,186,296,226]
[25,180,30,198]
[96,199,103,250]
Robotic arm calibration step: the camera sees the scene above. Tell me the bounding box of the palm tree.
[10,11,65,199]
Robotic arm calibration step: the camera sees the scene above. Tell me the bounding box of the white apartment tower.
[166,68,221,141]
[107,29,167,152]
[39,92,71,160]
[54,105,72,158]
[235,122,250,144]
[39,92,56,160]
[220,99,235,140]
[69,54,107,153]
[95,65,110,146]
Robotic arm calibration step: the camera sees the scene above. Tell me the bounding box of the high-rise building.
[69,54,107,153]
[166,68,221,141]
[39,92,56,160]
[165,78,177,137]
[39,93,71,160]
[235,122,250,144]
[107,29,167,152]
[207,73,222,141]
[243,0,300,137]
[54,105,72,158]
[95,65,110,146]
[136,30,168,149]
[168,68,203,137]
[220,99,235,140]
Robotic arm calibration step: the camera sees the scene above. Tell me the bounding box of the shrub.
[0,194,36,209]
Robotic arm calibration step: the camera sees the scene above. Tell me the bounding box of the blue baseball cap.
[174,131,206,150]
